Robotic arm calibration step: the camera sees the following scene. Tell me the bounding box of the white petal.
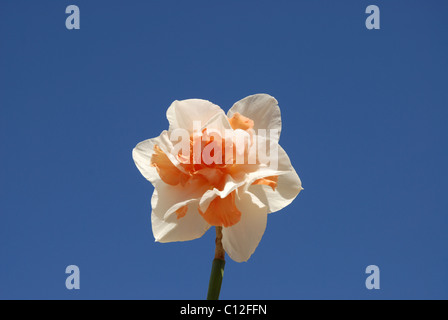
[151,181,210,242]
[248,169,302,213]
[166,99,226,133]
[221,189,268,262]
[244,141,303,213]
[227,94,281,139]
[201,108,233,133]
[132,130,176,185]
[241,139,295,186]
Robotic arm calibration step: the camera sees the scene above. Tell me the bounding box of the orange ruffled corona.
[150,113,270,228]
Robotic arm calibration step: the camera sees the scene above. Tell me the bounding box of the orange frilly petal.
[151,145,188,186]
[252,175,279,191]
[198,191,241,227]
[228,112,254,131]
[175,205,188,219]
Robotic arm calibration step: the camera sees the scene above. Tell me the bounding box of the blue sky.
[1,0,447,299]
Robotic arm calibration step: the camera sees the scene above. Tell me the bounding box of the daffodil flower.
[133,94,302,263]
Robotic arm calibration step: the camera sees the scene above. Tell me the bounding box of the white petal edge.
[221,189,268,262]
[242,139,294,184]
[227,94,282,140]
[151,181,211,242]
[166,99,226,134]
[132,131,175,185]
[248,168,302,213]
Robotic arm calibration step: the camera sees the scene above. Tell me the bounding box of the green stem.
[207,258,225,300]
[207,227,225,300]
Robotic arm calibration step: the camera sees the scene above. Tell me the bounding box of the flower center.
[150,114,277,227]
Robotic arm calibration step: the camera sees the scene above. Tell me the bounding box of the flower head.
[133,94,302,262]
